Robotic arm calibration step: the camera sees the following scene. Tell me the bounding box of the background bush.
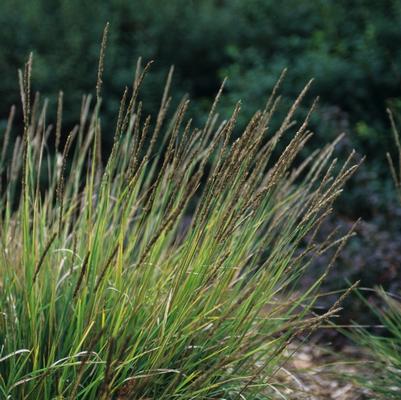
[1,0,401,158]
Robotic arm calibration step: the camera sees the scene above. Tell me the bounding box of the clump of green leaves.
[0,31,357,399]
[352,290,401,399]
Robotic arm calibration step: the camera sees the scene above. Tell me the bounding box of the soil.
[273,343,372,399]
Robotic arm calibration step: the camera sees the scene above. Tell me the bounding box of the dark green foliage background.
[1,0,401,301]
[1,0,401,156]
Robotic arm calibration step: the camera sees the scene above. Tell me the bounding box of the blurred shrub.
[1,2,400,129]
[302,207,401,328]
[0,0,235,137]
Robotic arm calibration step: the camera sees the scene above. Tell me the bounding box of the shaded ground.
[273,343,371,399]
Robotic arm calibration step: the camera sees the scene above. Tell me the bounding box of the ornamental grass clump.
[350,110,401,399]
[0,28,358,399]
